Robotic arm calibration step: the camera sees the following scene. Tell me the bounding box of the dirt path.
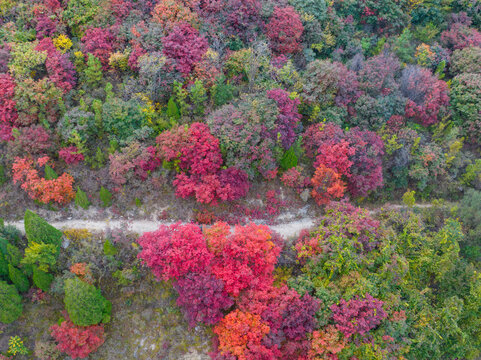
[5,202,447,239]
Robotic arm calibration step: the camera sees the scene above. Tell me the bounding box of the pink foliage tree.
[137,222,213,281]
[331,294,387,338]
[162,22,208,76]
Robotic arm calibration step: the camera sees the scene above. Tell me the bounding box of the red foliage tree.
[266,88,301,149]
[223,0,263,42]
[59,146,84,165]
[314,140,355,178]
[310,165,345,205]
[211,223,281,297]
[136,222,213,281]
[162,22,208,76]
[81,27,115,69]
[308,325,347,360]
[0,73,18,140]
[12,157,75,205]
[36,38,76,93]
[173,271,234,327]
[50,313,105,359]
[151,0,199,32]
[344,128,384,197]
[266,7,304,54]
[213,310,271,360]
[157,122,249,204]
[441,23,481,51]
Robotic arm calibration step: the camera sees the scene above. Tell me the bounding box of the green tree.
[21,241,58,272]
[0,281,23,324]
[84,53,103,86]
[32,266,53,292]
[64,277,111,326]
[8,264,29,293]
[100,186,112,208]
[75,187,90,210]
[24,210,62,247]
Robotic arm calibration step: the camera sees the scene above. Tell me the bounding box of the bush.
[24,210,62,247]
[0,280,23,323]
[50,312,105,359]
[64,277,111,326]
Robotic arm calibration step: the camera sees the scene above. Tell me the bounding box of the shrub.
[358,53,401,97]
[59,147,84,165]
[173,272,234,327]
[207,93,282,179]
[50,312,105,359]
[266,7,303,54]
[266,89,301,149]
[162,23,208,76]
[137,223,213,281]
[302,59,361,108]
[64,277,111,326]
[441,23,481,51]
[223,0,263,42]
[0,280,23,324]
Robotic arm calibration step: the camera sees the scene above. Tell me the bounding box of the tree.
[24,210,62,247]
[64,277,111,326]
[137,223,213,281]
[162,23,208,76]
[173,272,234,327]
[84,54,103,86]
[266,7,304,54]
[0,280,23,324]
[211,223,281,296]
[8,264,29,293]
[213,310,271,360]
[310,164,346,205]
